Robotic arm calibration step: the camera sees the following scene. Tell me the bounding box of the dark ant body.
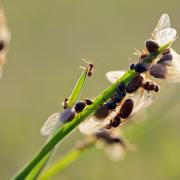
[75,101,86,112]
[119,99,134,119]
[134,63,149,73]
[130,62,149,73]
[146,39,160,53]
[61,98,94,124]
[105,82,126,111]
[85,98,93,105]
[106,99,134,129]
[60,108,76,123]
[87,63,94,77]
[141,81,160,92]
[94,105,110,120]
[95,130,126,147]
[149,63,167,79]
[94,82,126,121]
[130,40,160,74]
[63,98,69,109]
[75,98,94,112]
[157,49,173,64]
[80,59,94,77]
[149,48,173,79]
[109,116,121,128]
[125,74,144,93]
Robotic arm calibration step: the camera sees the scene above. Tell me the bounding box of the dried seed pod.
[126,74,144,93]
[119,99,134,119]
[146,39,159,53]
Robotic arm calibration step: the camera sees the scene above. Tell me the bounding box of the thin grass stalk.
[39,145,94,180]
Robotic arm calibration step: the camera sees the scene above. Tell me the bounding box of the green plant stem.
[67,68,88,107]
[14,43,170,180]
[39,145,94,180]
[26,66,89,179]
[26,153,52,180]
[14,70,136,180]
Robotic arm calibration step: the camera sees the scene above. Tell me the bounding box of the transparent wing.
[106,70,126,83]
[79,104,123,135]
[105,144,125,161]
[40,113,60,136]
[165,48,180,83]
[151,14,176,46]
[80,90,155,135]
[103,131,131,161]
[154,28,176,46]
[79,117,105,135]
[121,90,155,124]
[150,48,180,83]
[152,14,170,39]
[153,14,170,33]
[132,91,154,115]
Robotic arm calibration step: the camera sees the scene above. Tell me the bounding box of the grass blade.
[24,65,90,179]
[67,65,89,107]
[39,146,94,180]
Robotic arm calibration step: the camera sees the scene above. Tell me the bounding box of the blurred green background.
[1,0,180,179]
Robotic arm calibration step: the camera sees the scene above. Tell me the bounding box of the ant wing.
[40,113,60,136]
[79,117,105,135]
[152,14,170,39]
[105,143,126,161]
[122,90,155,124]
[103,131,133,161]
[151,14,176,46]
[154,28,176,47]
[165,48,180,83]
[106,70,126,83]
[41,108,75,136]
[132,91,154,115]
[150,48,180,83]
